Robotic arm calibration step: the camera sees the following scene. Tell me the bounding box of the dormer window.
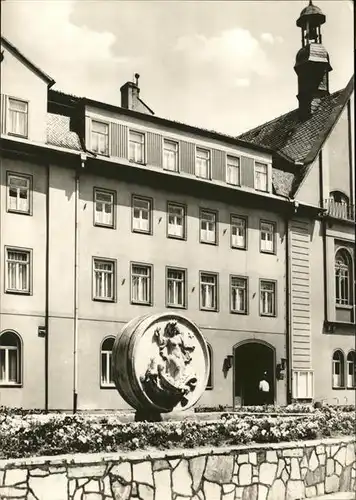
[129,131,145,163]
[195,148,210,179]
[254,162,268,192]
[91,120,109,155]
[8,98,28,138]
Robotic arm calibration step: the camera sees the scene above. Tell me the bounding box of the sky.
[1,0,354,135]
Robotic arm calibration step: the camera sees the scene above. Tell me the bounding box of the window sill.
[93,297,116,303]
[200,308,218,313]
[7,209,32,216]
[93,152,110,158]
[5,289,31,296]
[132,229,152,235]
[131,300,152,307]
[129,159,146,166]
[332,386,347,390]
[205,387,213,391]
[167,234,186,241]
[0,383,22,388]
[200,240,217,246]
[231,245,247,251]
[100,384,116,390]
[324,320,355,333]
[167,303,187,310]
[260,250,276,255]
[7,132,28,139]
[94,222,115,230]
[231,310,248,315]
[260,314,277,318]
[335,304,354,310]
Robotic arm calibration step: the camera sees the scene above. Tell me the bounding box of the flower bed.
[0,406,354,459]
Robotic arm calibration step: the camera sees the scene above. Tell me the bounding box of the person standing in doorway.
[258,372,270,405]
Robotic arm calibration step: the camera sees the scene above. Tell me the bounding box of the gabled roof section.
[1,36,55,87]
[238,76,354,166]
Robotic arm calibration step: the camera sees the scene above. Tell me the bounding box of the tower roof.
[297,1,326,28]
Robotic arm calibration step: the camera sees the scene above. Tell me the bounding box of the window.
[166,268,186,308]
[131,263,152,305]
[93,258,115,301]
[335,249,352,306]
[163,139,179,172]
[6,248,31,294]
[129,131,145,163]
[200,272,218,311]
[260,221,275,254]
[255,162,268,192]
[231,216,247,249]
[231,276,248,314]
[206,343,213,390]
[8,98,28,137]
[196,148,210,179]
[7,173,31,214]
[101,337,115,387]
[167,203,186,239]
[347,351,355,388]
[94,189,115,228]
[260,280,276,316]
[132,196,152,234]
[0,331,21,385]
[91,120,109,155]
[226,156,240,185]
[332,350,345,388]
[200,210,217,244]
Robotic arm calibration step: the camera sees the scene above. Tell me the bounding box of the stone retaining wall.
[0,437,355,500]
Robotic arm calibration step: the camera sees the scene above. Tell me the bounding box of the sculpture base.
[134,409,163,422]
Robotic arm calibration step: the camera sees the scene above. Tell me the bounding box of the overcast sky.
[2,0,354,135]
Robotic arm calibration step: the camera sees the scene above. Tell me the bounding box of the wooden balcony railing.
[324,199,355,222]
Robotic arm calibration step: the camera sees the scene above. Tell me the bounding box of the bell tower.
[294,1,332,117]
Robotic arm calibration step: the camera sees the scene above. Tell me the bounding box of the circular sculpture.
[112,313,210,414]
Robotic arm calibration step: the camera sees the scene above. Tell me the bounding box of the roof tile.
[46,113,81,151]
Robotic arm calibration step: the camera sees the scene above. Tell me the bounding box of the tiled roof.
[238,89,345,164]
[46,113,82,151]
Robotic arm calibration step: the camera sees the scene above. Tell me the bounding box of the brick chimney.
[120,74,154,115]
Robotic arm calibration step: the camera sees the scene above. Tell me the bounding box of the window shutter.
[240,156,255,188]
[147,132,162,167]
[85,116,92,150]
[1,94,7,134]
[180,141,195,175]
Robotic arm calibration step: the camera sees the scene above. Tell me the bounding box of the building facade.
[0,2,354,411]
[239,2,355,406]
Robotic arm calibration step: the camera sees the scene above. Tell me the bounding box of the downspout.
[319,151,328,322]
[45,163,50,412]
[285,214,292,404]
[73,155,86,413]
[73,167,79,414]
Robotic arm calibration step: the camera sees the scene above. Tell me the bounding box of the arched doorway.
[233,341,275,406]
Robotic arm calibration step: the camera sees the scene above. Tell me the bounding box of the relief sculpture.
[141,321,198,410]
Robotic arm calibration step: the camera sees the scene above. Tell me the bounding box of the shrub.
[0,406,354,459]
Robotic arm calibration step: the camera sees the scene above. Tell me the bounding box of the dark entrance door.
[234,342,275,406]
